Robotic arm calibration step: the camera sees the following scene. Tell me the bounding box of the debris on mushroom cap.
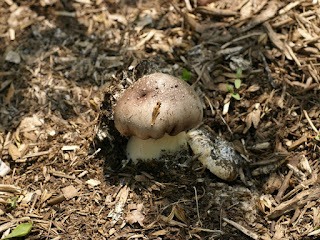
[187,127,243,181]
[114,73,203,140]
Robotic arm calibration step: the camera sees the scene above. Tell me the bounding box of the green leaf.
[236,68,242,79]
[316,135,320,141]
[231,93,241,100]
[225,83,233,93]
[234,79,241,89]
[3,222,33,239]
[181,68,192,82]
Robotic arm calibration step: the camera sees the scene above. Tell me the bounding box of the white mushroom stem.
[126,132,188,163]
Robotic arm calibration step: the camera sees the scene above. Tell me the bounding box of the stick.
[223,218,259,239]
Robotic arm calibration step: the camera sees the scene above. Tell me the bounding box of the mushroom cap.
[114,73,203,140]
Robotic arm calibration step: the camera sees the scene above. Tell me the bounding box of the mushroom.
[114,73,203,163]
[187,127,241,181]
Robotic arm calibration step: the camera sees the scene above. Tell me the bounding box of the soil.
[1,0,320,239]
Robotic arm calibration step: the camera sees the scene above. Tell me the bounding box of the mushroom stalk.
[127,132,188,163]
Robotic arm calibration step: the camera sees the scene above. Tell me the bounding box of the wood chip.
[61,145,80,151]
[0,184,21,193]
[269,186,320,219]
[62,185,79,200]
[86,179,101,187]
[195,6,238,16]
[240,1,281,33]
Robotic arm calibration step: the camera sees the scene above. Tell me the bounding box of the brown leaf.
[173,204,188,224]
[251,108,261,128]
[243,103,261,133]
[243,112,252,134]
[246,84,260,92]
[8,143,21,161]
[125,209,145,226]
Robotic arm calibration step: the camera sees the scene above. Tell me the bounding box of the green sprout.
[181,68,191,82]
[315,134,320,141]
[226,68,242,100]
[8,196,19,208]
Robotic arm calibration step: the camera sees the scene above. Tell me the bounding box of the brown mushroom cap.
[114,73,203,140]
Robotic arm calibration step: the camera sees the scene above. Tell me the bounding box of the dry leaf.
[125,209,145,226]
[263,173,282,194]
[251,108,261,128]
[19,115,43,131]
[246,84,260,92]
[5,83,14,105]
[173,204,188,224]
[8,143,21,160]
[243,103,261,133]
[257,195,273,214]
[243,112,253,134]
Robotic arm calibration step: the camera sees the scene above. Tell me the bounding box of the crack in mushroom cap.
[114,73,203,140]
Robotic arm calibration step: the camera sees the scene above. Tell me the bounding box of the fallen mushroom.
[114,73,203,163]
[187,126,242,181]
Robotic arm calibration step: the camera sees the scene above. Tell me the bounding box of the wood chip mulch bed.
[0,0,320,239]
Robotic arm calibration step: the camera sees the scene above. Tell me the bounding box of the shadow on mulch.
[1,0,130,131]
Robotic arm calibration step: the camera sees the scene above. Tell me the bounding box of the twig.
[240,1,280,33]
[288,134,308,151]
[193,186,202,227]
[272,10,315,28]
[308,228,320,236]
[15,150,51,163]
[260,52,276,88]
[263,22,292,60]
[275,169,293,203]
[285,43,301,67]
[303,110,319,134]
[192,62,210,87]
[279,0,303,15]
[223,218,259,239]
[221,32,263,49]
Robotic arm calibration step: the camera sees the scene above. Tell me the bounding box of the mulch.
[0,0,320,239]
